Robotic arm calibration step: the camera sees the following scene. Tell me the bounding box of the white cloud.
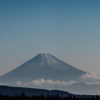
[31,78,46,85]
[78,72,100,85]
[0,83,7,85]
[23,78,76,86]
[17,81,22,85]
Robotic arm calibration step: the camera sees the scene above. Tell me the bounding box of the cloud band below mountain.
[17,78,76,86]
[78,72,100,85]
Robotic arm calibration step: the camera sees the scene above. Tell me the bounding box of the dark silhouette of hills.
[0,85,71,97]
[0,85,99,100]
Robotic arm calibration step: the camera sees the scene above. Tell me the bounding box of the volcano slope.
[0,53,85,86]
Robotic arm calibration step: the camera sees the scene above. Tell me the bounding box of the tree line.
[0,92,100,100]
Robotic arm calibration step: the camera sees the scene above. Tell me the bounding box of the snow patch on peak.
[35,53,59,66]
[38,53,51,57]
[44,53,59,65]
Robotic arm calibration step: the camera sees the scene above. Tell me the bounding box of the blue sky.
[0,0,100,75]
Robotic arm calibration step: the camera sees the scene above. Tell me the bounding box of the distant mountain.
[0,53,85,84]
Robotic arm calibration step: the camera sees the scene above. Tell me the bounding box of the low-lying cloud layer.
[1,72,100,87]
[79,72,100,85]
[16,72,100,86]
[17,79,76,86]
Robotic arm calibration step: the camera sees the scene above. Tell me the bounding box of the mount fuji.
[1,53,100,94]
[0,53,85,85]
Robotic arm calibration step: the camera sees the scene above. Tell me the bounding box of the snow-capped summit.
[32,53,63,66]
[0,53,86,85]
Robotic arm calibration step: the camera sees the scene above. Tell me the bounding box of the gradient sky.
[0,0,100,76]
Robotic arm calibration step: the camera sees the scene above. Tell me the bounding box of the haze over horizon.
[1,0,100,76]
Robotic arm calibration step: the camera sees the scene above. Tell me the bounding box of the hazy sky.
[0,0,100,76]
